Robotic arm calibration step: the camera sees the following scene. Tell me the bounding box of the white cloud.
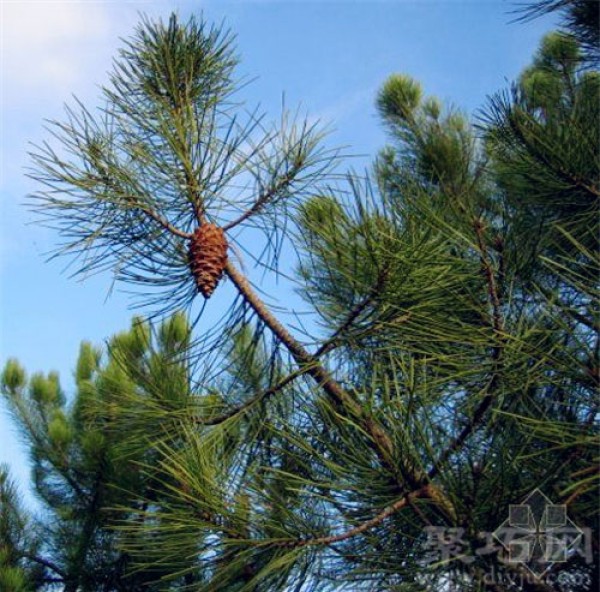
[1,1,112,98]
[313,86,376,126]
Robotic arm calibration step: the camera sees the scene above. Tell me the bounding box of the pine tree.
[7,8,598,592]
[514,0,600,65]
[1,314,210,590]
[0,467,42,591]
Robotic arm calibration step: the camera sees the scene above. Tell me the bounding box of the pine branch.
[124,195,193,239]
[312,265,390,356]
[279,486,429,548]
[224,260,408,480]
[20,553,67,580]
[506,108,600,199]
[429,218,506,479]
[91,165,193,239]
[1,386,90,503]
[194,364,308,426]
[223,169,297,232]
[195,268,392,426]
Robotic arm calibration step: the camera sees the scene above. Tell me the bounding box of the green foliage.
[1,360,26,391]
[377,74,423,122]
[28,13,337,318]
[484,30,599,288]
[29,373,62,407]
[0,468,39,591]
[158,311,190,352]
[8,9,599,592]
[75,342,100,385]
[1,314,208,590]
[376,73,483,210]
[516,0,600,64]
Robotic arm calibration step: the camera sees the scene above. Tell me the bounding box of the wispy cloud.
[310,85,377,131]
[1,1,114,100]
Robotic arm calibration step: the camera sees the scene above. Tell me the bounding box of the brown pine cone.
[188,224,228,298]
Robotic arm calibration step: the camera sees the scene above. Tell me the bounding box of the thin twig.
[314,265,390,358]
[429,218,505,479]
[280,486,429,548]
[133,201,193,239]
[194,365,310,426]
[222,171,296,231]
[21,552,68,579]
[91,168,193,239]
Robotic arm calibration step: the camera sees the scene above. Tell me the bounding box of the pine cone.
[188,224,228,298]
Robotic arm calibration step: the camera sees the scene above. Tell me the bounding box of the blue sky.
[1,0,556,507]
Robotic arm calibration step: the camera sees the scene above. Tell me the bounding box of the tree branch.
[91,167,193,240]
[280,486,429,548]
[128,199,193,239]
[195,268,399,426]
[195,364,310,426]
[224,260,408,480]
[222,171,296,232]
[429,218,505,479]
[21,552,67,579]
[313,266,391,357]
